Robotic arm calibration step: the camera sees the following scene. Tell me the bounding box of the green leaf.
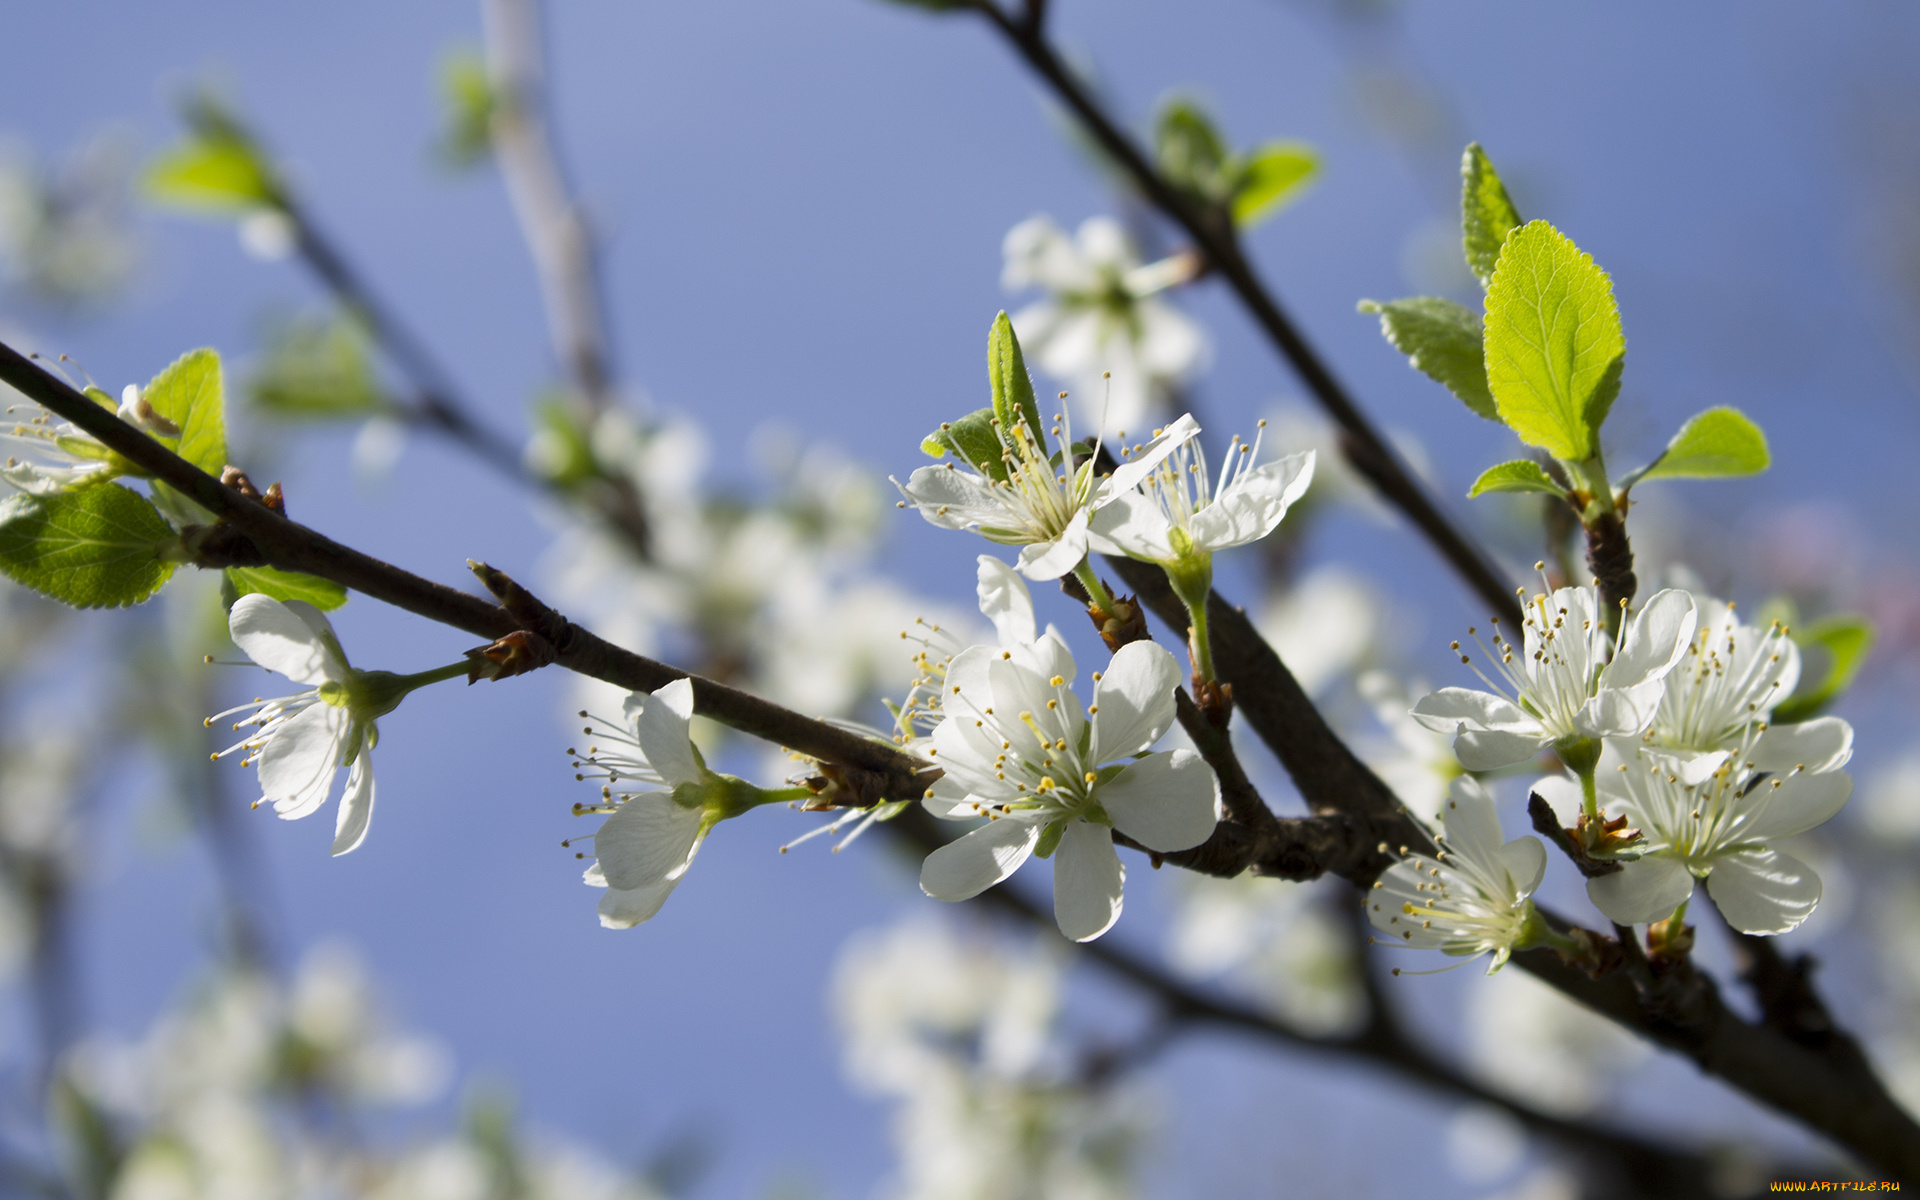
[987,312,1045,446]
[437,47,497,169]
[0,483,178,608]
[145,136,277,212]
[1231,141,1319,227]
[1483,221,1624,462]
[142,349,228,476]
[1358,296,1496,421]
[1631,407,1770,485]
[248,315,387,417]
[1461,143,1522,287]
[921,407,1007,482]
[1467,460,1567,499]
[224,565,348,611]
[1773,615,1874,723]
[1155,97,1232,204]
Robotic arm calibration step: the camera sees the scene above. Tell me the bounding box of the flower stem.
[1517,904,1582,957]
[396,660,476,691]
[758,786,815,803]
[1072,559,1116,616]
[1187,601,1217,682]
[1557,737,1603,821]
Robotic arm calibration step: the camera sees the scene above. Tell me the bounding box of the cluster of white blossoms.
[1001,214,1206,436]
[1393,581,1857,964]
[65,945,658,1200]
[834,917,1150,1200]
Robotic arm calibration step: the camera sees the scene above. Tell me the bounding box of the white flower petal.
[895,465,1012,528]
[1705,847,1821,935]
[597,880,680,929]
[1603,590,1697,689]
[976,556,1037,647]
[1587,855,1696,925]
[1498,837,1547,898]
[1530,772,1585,822]
[1099,749,1219,852]
[330,752,375,856]
[229,594,346,685]
[1642,747,1730,787]
[260,704,349,818]
[1738,770,1852,844]
[1086,490,1177,562]
[1185,452,1314,552]
[1440,776,1505,864]
[1752,717,1854,776]
[919,817,1041,902]
[1454,728,1549,772]
[1410,688,1534,735]
[1052,820,1126,942]
[1101,413,1202,494]
[1574,678,1663,739]
[626,679,704,788]
[1088,641,1181,762]
[1014,508,1090,581]
[593,794,704,891]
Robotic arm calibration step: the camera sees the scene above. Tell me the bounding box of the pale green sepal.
[1033,818,1068,860]
[1467,460,1566,499]
[0,483,179,608]
[1483,221,1624,462]
[1461,143,1522,286]
[1624,407,1770,487]
[1358,296,1495,420]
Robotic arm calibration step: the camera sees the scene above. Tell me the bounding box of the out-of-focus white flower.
[1412,584,1697,771]
[1355,671,1460,832]
[1003,214,1206,435]
[1257,566,1381,699]
[1165,875,1365,1036]
[1467,968,1647,1116]
[918,638,1219,942]
[1365,777,1548,973]
[893,411,1198,582]
[1861,748,1920,842]
[0,133,140,308]
[1581,749,1850,934]
[833,917,1150,1200]
[237,209,296,261]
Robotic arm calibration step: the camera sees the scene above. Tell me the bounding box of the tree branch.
[965,1,1521,628]
[481,0,618,411]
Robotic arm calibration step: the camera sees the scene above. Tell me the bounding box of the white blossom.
[1166,875,1366,1036]
[1003,214,1206,435]
[1365,777,1548,973]
[570,678,719,929]
[918,637,1220,941]
[211,595,385,856]
[1411,584,1698,771]
[893,411,1199,582]
[1638,594,1803,783]
[1581,747,1851,934]
[1090,421,1312,569]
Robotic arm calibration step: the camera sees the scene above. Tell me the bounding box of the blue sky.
[4,1,1917,1195]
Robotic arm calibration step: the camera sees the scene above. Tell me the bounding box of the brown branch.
[966,1,1521,629]
[0,343,920,794]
